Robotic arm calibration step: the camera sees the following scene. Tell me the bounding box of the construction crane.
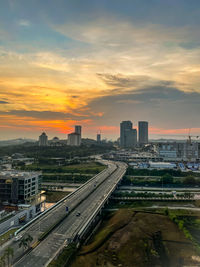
[187,128,199,144]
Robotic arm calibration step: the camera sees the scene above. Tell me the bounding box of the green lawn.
[0,228,19,246]
[24,162,105,174]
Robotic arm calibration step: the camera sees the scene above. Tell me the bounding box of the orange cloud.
[0,114,92,134]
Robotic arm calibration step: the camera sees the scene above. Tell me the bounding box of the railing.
[75,164,126,240]
[14,160,111,236]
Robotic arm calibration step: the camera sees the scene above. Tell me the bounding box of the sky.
[0,0,200,140]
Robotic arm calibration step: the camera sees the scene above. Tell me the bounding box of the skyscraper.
[120,121,137,148]
[75,125,82,136]
[138,121,148,145]
[39,132,48,146]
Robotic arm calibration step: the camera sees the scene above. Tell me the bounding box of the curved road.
[2,160,127,267]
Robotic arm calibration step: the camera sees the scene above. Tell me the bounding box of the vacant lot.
[72,209,200,267]
[44,191,70,203]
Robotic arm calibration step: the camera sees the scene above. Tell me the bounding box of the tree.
[19,234,33,251]
[0,254,6,267]
[19,237,28,252]
[4,247,14,267]
[184,192,192,199]
[25,234,33,247]
[164,208,169,216]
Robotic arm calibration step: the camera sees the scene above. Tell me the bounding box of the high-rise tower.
[120,121,137,148]
[138,121,148,145]
[68,125,82,146]
[75,125,81,136]
[39,132,48,146]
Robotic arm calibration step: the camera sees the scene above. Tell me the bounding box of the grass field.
[0,228,18,246]
[72,209,200,267]
[25,162,105,174]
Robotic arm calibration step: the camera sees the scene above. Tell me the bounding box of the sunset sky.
[0,0,200,140]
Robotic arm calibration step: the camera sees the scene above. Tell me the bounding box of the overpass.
[0,159,127,267]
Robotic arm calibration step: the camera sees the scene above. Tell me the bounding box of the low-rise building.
[149,162,176,169]
[157,141,200,161]
[0,171,41,204]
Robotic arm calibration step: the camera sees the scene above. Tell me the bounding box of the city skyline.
[1,0,200,140]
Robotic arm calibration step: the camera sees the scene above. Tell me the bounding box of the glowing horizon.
[1,0,200,140]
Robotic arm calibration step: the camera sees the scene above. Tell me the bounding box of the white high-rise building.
[67,132,81,146]
[67,125,82,146]
[39,132,48,146]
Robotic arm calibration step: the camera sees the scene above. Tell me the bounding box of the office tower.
[132,129,137,146]
[75,125,82,136]
[75,125,82,145]
[120,121,137,148]
[138,121,148,145]
[39,132,48,146]
[120,121,132,147]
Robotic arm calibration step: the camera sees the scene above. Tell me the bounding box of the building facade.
[138,121,148,145]
[75,125,82,136]
[157,141,200,161]
[120,121,137,148]
[0,171,41,204]
[67,132,81,146]
[67,125,82,146]
[39,132,48,146]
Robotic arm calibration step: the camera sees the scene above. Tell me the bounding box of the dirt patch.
[45,191,69,202]
[72,209,200,267]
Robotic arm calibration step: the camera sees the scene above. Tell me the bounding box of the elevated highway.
[1,160,127,267]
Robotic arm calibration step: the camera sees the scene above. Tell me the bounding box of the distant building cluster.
[157,141,200,161]
[38,125,82,147]
[38,121,149,148]
[120,120,148,148]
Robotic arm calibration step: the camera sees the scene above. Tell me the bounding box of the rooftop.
[0,170,41,179]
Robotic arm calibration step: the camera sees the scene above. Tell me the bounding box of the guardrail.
[14,160,112,236]
[75,163,127,240]
[111,196,195,201]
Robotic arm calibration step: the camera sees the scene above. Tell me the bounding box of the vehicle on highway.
[76,212,81,216]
